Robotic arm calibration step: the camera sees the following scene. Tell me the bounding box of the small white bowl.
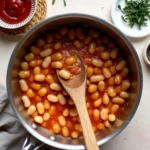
[143,42,150,65]
[111,0,150,38]
[0,0,37,29]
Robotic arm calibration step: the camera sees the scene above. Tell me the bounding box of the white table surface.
[0,0,150,150]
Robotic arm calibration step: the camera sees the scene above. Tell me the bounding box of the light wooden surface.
[57,52,99,150]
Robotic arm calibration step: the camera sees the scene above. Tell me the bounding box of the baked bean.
[86,67,94,78]
[111,104,119,114]
[54,42,62,50]
[86,102,90,108]
[33,66,41,75]
[21,62,28,70]
[44,99,50,109]
[103,92,110,105]
[22,95,31,108]
[90,91,100,100]
[98,81,105,92]
[34,116,43,124]
[100,108,108,120]
[53,124,61,134]
[26,89,35,98]
[58,116,66,126]
[68,99,74,105]
[32,110,38,118]
[30,46,40,55]
[71,131,79,138]
[47,94,58,102]
[122,80,130,91]
[104,60,113,67]
[58,70,71,80]
[19,70,30,78]
[40,49,52,57]
[108,76,115,86]
[74,124,82,132]
[37,102,45,114]
[42,122,48,128]
[49,105,56,115]
[108,114,116,122]
[59,27,68,35]
[19,79,28,92]
[50,83,62,91]
[107,86,116,97]
[29,60,36,67]
[109,66,116,75]
[101,51,110,60]
[116,60,127,71]
[84,35,92,44]
[110,48,118,59]
[52,52,63,61]
[31,83,41,90]
[89,29,99,38]
[90,75,104,82]
[88,42,96,54]
[88,84,97,93]
[45,74,54,84]
[34,74,45,82]
[35,95,42,102]
[93,98,102,107]
[42,56,51,68]
[62,89,69,96]
[121,68,129,77]
[86,80,91,86]
[93,67,101,74]
[120,91,129,98]
[57,94,67,105]
[103,68,111,79]
[115,85,122,93]
[36,39,45,47]
[68,29,75,40]
[65,56,77,65]
[46,33,53,43]
[25,53,34,61]
[73,40,82,48]
[104,120,111,128]
[112,96,125,104]
[70,108,78,117]
[115,74,122,84]
[51,61,63,69]
[91,58,103,67]
[93,109,100,121]
[63,108,70,117]
[38,87,47,97]
[62,127,69,137]
[97,123,105,130]
[76,28,84,40]
[27,105,36,115]
[43,113,50,121]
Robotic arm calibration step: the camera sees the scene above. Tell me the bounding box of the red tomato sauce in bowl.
[0,0,31,24]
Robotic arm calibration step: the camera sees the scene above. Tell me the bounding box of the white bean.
[115,74,122,84]
[58,116,66,126]
[103,68,111,79]
[47,94,58,102]
[88,42,96,54]
[116,60,127,71]
[57,94,67,105]
[107,86,116,97]
[112,96,125,104]
[34,116,43,124]
[90,75,104,82]
[19,79,28,92]
[120,91,129,98]
[98,81,105,92]
[42,56,51,68]
[91,58,103,67]
[50,83,62,91]
[122,80,131,91]
[27,105,36,115]
[43,113,50,121]
[51,61,63,69]
[103,92,110,105]
[58,70,71,80]
[25,53,34,61]
[36,102,45,114]
[22,95,31,108]
[40,49,52,57]
[34,74,45,82]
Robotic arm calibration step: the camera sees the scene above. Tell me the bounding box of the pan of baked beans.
[7,14,142,150]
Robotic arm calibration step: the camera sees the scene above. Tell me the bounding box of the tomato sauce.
[0,0,31,23]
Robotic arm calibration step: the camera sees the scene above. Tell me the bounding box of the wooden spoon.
[57,51,99,150]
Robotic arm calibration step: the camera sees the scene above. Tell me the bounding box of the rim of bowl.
[143,42,150,65]
[7,13,143,149]
[0,0,37,29]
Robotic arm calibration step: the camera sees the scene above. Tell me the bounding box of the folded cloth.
[0,85,27,150]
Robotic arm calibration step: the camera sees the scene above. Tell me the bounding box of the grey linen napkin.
[0,85,27,150]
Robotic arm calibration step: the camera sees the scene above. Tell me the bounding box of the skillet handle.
[21,135,44,150]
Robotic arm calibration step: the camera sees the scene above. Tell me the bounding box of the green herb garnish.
[52,0,67,7]
[118,0,150,29]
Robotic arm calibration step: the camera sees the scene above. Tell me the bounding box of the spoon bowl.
[57,51,100,150]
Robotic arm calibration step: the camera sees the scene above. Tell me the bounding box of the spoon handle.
[73,93,100,150]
